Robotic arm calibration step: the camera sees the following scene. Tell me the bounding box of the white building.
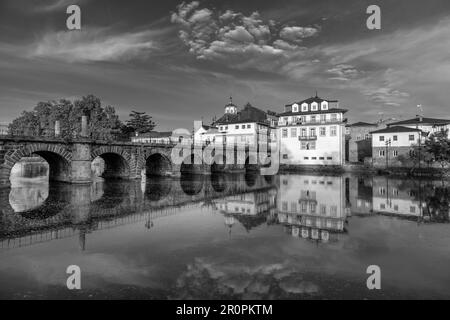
[0,123,9,135]
[194,98,277,148]
[387,116,450,138]
[277,95,347,166]
[370,126,424,167]
[131,129,190,144]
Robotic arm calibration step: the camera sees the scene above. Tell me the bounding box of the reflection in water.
[1,168,450,299]
[180,173,204,196]
[277,175,347,243]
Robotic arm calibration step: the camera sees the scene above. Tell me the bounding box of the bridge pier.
[70,143,92,184]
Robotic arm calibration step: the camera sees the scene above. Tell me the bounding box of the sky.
[1,0,450,130]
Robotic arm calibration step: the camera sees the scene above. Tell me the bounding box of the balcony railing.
[279,119,343,126]
[298,135,318,141]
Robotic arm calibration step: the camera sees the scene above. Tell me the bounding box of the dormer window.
[311,102,318,111]
[321,101,328,110]
[301,103,308,112]
[292,103,299,113]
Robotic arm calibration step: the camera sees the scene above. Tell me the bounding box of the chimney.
[416,114,423,123]
[54,120,61,137]
[81,115,88,137]
[194,120,203,133]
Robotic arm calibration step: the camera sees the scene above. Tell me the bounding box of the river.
[0,166,449,299]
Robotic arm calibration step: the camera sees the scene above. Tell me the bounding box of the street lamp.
[385,138,392,170]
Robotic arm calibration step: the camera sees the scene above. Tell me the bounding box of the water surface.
[0,170,449,300]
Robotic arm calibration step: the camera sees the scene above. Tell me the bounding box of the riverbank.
[279,164,450,178]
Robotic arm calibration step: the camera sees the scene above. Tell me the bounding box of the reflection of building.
[345,122,379,163]
[213,188,277,231]
[372,177,422,217]
[276,175,347,242]
[347,175,373,215]
[277,95,347,166]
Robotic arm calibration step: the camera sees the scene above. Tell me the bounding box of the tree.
[9,95,123,140]
[125,111,156,134]
[423,129,450,170]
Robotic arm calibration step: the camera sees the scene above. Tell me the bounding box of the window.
[319,157,325,160]
[320,114,326,122]
[312,157,317,160]
[219,126,223,131]
[301,128,307,137]
[331,114,338,121]
[393,135,398,141]
[393,150,399,157]
[301,103,308,112]
[379,136,385,142]
[304,157,309,160]
[242,125,246,129]
[409,135,415,141]
[282,202,288,211]
[409,149,416,157]
[235,125,239,129]
[379,150,385,157]
[357,135,362,141]
[225,126,228,130]
[291,128,297,138]
[283,154,288,159]
[311,115,317,123]
[410,206,416,214]
[282,129,288,138]
[311,103,318,111]
[292,104,299,112]
[379,187,386,195]
[327,157,333,160]
[320,127,326,136]
[310,128,316,137]
[247,124,251,129]
[380,204,386,210]
[365,133,370,140]
[330,126,337,136]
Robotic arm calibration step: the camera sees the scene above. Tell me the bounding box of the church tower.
[224,96,237,114]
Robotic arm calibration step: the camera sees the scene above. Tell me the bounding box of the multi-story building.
[277,95,348,166]
[370,126,424,168]
[387,116,450,138]
[131,130,190,144]
[0,123,9,135]
[345,122,379,163]
[194,98,277,149]
[276,174,348,243]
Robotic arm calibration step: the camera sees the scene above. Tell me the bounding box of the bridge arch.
[91,146,132,180]
[145,152,173,177]
[4,144,72,183]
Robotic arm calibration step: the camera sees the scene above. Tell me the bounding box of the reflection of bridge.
[0,173,277,250]
[0,135,267,187]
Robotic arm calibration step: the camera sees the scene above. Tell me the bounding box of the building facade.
[371,126,424,168]
[345,122,379,163]
[0,124,9,135]
[277,96,347,166]
[387,116,450,138]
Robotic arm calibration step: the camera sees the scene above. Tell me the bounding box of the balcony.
[298,135,318,141]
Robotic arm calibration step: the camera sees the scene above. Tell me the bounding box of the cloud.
[327,64,359,81]
[171,2,320,72]
[279,26,319,44]
[27,28,158,63]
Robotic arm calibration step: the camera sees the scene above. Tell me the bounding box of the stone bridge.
[0,136,261,187]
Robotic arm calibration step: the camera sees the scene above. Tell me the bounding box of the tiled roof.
[348,122,378,127]
[388,117,450,126]
[370,126,422,134]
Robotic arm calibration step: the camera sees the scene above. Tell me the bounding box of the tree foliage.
[423,129,450,169]
[125,111,156,134]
